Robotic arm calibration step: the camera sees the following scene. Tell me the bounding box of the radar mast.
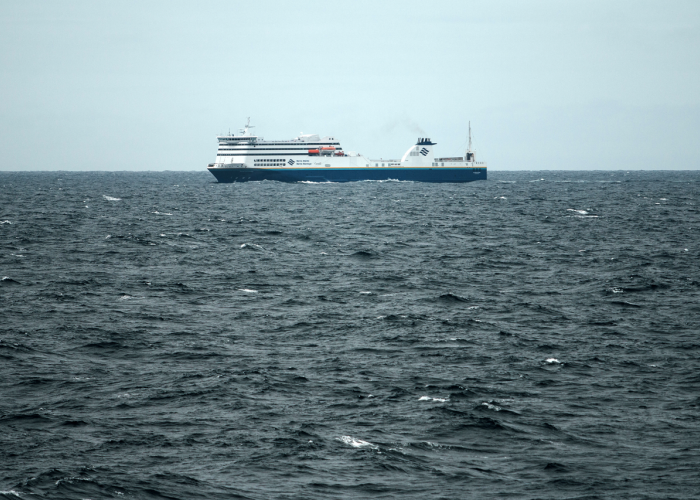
[240,117,255,136]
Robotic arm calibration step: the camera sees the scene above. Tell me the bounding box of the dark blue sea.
[1,171,699,499]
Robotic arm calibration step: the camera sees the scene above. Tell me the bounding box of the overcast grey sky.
[1,0,698,171]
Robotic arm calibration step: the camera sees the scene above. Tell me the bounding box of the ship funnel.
[403,137,435,165]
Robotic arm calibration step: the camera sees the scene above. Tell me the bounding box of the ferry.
[207,119,486,183]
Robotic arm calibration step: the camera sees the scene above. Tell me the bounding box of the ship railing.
[217,139,321,144]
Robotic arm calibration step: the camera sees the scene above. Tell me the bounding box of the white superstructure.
[211,119,370,170]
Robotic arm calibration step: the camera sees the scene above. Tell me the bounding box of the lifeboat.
[320,146,335,156]
[308,149,320,155]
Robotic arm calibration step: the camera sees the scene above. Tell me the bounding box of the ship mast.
[468,121,472,152]
[466,121,474,162]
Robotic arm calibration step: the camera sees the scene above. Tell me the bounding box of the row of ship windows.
[218,153,313,156]
[218,148,343,151]
[218,143,340,147]
[254,159,286,165]
[370,163,482,168]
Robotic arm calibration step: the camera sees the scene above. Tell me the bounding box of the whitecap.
[545,358,561,364]
[359,291,372,295]
[421,441,443,448]
[610,287,623,293]
[103,195,121,201]
[419,396,448,402]
[481,402,501,411]
[0,220,11,224]
[151,211,172,215]
[567,209,588,215]
[337,435,378,449]
[238,289,258,293]
[0,491,22,497]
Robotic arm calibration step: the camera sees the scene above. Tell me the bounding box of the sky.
[1,0,699,171]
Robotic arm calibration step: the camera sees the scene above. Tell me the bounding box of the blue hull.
[208,167,487,183]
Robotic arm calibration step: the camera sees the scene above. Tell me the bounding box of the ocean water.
[1,170,699,499]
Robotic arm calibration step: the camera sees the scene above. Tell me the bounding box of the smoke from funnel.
[381,117,425,136]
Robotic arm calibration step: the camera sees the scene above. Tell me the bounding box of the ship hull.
[207,167,486,183]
